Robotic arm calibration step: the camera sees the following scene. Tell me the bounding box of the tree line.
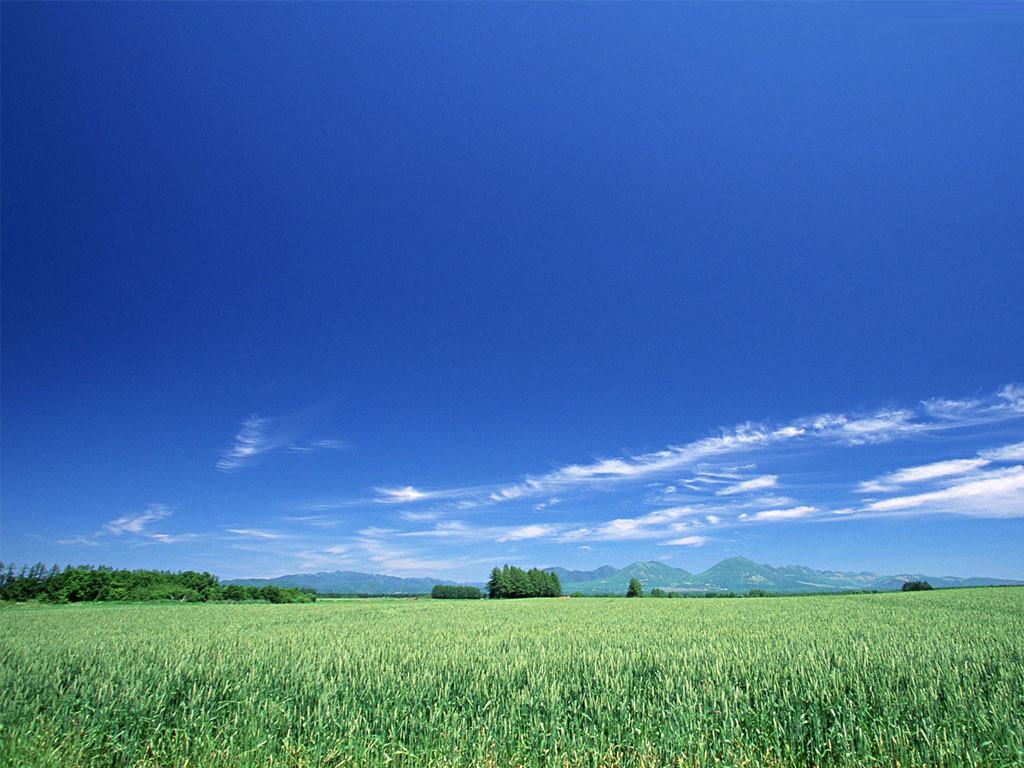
[487,565,562,598]
[901,580,933,592]
[430,585,482,599]
[0,563,315,603]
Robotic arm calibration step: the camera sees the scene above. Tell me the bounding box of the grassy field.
[2,589,1022,767]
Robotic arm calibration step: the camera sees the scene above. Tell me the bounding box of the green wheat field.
[2,588,1022,768]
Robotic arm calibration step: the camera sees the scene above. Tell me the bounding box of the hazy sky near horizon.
[3,3,1023,581]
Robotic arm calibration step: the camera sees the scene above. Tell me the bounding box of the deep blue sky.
[3,3,1022,580]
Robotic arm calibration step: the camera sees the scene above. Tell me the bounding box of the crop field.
[2,589,1022,768]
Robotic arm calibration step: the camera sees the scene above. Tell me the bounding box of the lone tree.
[626,577,643,598]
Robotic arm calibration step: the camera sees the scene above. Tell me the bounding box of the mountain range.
[225,557,1022,596]
[224,570,460,595]
[545,558,1023,594]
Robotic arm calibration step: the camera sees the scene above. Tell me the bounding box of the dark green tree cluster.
[902,580,934,592]
[487,565,561,598]
[430,585,482,599]
[0,563,315,603]
[626,578,643,597]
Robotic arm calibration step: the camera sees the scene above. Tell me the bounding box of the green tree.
[509,567,530,598]
[487,567,502,599]
[548,571,562,597]
[527,568,545,597]
[626,577,643,598]
[499,565,513,597]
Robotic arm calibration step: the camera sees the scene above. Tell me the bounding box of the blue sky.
[2,3,1022,581]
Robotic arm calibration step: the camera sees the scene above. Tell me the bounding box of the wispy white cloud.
[354,534,493,575]
[837,411,916,444]
[310,438,349,450]
[399,510,441,522]
[218,413,347,471]
[373,485,474,503]
[998,383,1024,411]
[560,506,702,542]
[294,544,358,572]
[227,384,1024,578]
[886,458,990,484]
[661,535,709,547]
[104,504,173,535]
[858,440,1024,494]
[60,504,193,546]
[217,415,291,471]
[227,528,286,540]
[374,486,428,502]
[741,505,818,522]
[858,458,990,493]
[394,520,566,545]
[716,474,778,496]
[980,441,1024,462]
[369,385,1023,509]
[922,397,983,418]
[55,534,104,547]
[278,514,345,529]
[489,427,778,502]
[864,466,1024,517]
[147,532,200,544]
[498,524,560,542]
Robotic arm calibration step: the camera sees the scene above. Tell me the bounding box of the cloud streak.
[716,475,778,496]
[218,413,346,471]
[59,504,194,546]
[103,504,172,535]
[742,505,818,522]
[143,386,1024,579]
[368,385,1023,509]
[864,467,1024,517]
